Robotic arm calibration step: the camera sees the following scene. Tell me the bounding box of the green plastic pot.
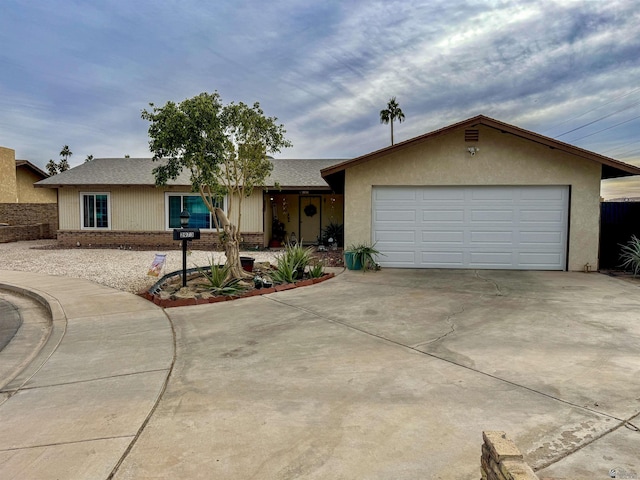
[344,251,362,270]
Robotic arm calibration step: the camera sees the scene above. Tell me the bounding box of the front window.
[166,193,224,230]
[81,193,110,229]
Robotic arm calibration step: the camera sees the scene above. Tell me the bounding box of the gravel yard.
[0,240,285,293]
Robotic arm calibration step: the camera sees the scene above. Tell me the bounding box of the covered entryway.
[372,185,569,270]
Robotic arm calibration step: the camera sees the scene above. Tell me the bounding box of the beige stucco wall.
[57,186,264,232]
[0,147,18,203]
[344,125,602,271]
[17,168,57,203]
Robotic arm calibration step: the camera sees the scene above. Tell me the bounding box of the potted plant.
[344,243,383,271]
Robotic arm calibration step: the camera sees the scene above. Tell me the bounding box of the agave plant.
[196,256,244,295]
[345,242,383,272]
[308,259,325,279]
[271,255,299,284]
[619,235,640,276]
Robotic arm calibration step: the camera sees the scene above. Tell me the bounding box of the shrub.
[321,222,344,247]
[619,235,640,276]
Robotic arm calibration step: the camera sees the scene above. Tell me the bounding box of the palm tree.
[379,97,405,145]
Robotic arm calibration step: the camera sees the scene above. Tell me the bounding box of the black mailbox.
[173,228,201,240]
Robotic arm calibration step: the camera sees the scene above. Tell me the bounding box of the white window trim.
[164,192,226,231]
[80,192,111,230]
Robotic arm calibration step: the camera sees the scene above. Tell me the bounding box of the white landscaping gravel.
[0,240,281,293]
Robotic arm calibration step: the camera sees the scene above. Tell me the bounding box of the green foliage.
[321,222,344,246]
[141,92,291,229]
[196,256,244,295]
[379,97,405,145]
[46,145,73,176]
[345,242,383,272]
[142,91,291,280]
[271,255,299,284]
[272,242,314,283]
[46,159,58,176]
[308,260,325,279]
[619,235,640,276]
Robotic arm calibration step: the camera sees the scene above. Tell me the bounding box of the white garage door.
[372,186,569,270]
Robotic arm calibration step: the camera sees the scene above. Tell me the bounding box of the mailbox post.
[173,210,201,288]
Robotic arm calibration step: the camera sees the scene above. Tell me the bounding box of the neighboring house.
[322,115,640,271]
[35,158,344,248]
[0,147,57,204]
[0,146,58,242]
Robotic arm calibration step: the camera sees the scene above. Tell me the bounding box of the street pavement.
[0,268,639,479]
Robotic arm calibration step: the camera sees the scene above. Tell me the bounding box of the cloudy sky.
[1,0,639,198]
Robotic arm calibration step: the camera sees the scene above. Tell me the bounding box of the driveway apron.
[114,270,640,479]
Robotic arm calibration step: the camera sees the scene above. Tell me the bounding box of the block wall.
[481,431,539,480]
[0,224,50,243]
[56,230,264,250]
[0,203,58,236]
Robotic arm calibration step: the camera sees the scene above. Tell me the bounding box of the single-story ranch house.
[36,158,345,250]
[37,115,640,271]
[321,115,640,271]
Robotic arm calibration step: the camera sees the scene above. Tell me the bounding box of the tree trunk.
[216,207,252,280]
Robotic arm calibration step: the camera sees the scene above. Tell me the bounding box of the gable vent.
[465,129,479,142]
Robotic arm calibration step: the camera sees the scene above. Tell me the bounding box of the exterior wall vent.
[465,129,479,142]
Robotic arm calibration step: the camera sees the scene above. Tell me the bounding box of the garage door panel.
[470,188,516,200]
[372,186,568,270]
[375,230,415,243]
[520,209,565,223]
[518,252,563,268]
[470,231,513,244]
[520,231,563,245]
[422,210,464,222]
[421,251,464,266]
[470,209,514,222]
[374,188,417,201]
[375,209,416,222]
[520,187,566,200]
[421,230,464,244]
[383,251,417,264]
[421,189,466,201]
[469,251,514,266]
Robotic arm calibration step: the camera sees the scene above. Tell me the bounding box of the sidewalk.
[0,270,173,480]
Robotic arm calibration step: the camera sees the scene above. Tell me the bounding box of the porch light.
[180,209,190,228]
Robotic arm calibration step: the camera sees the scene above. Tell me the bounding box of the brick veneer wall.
[481,431,539,480]
[0,224,51,243]
[0,203,58,237]
[57,230,264,250]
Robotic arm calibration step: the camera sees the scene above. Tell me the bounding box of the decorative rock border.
[140,272,335,308]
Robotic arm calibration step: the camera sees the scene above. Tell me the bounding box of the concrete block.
[483,431,523,462]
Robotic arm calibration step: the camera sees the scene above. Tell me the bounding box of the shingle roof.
[35,157,345,189]
[16,160,48,178]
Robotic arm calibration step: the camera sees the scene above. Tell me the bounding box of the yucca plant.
[619,235,640,276]
[196,256,244,295]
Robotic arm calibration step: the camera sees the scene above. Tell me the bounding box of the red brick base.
[56,230,265,250]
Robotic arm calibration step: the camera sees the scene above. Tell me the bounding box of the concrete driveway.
[114,269,640,479]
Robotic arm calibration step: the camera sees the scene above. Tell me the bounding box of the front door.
[299,196,321,244]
